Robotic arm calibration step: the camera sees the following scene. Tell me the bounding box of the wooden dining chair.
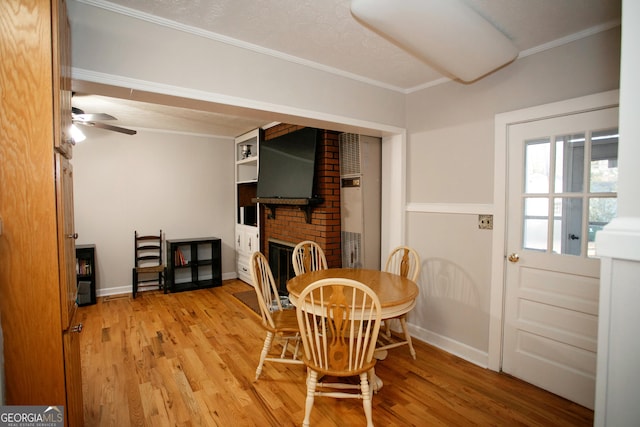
[250,251,303,380]
[296,278,382,427]
[292,240,328,276]
[132,230,166,298]
[378,245,421,359]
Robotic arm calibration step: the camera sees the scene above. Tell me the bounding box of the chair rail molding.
[406,202,493,215]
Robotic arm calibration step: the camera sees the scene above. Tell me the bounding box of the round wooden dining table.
[286,268,419,319]
[286,268,419,391]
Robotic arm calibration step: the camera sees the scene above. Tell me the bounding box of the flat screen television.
[256,128,318,199]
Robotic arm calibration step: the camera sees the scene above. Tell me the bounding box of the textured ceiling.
[71,0,621,138]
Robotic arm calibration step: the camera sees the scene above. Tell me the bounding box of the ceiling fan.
[72,106,137,136]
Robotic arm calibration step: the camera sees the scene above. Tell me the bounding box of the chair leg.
[303,369,317,427]
[163,268,168,294]
[361,371,374,427]
[400,315,416,360]
[132,269,137,299]
[256,331,274,380]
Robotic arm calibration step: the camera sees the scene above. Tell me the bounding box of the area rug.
[233,289,260,316]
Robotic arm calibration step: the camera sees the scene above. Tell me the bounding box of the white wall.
[405,28,621,365]
[73,126,236,296]
[594,0,640,423]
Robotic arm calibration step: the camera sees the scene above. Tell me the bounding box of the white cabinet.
[235,128,262,283]
[236,224,259,283]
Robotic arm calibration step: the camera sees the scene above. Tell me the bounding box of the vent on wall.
[339,132,381,270]
[340,133,361,176]
[341,231,363,269]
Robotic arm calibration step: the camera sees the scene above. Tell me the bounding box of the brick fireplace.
[260,124,342,275]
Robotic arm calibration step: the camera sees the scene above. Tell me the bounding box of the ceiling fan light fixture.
[350,0,519,82]
[70,124,86,143]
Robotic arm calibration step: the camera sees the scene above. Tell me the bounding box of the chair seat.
[269,308,300,333]
[306,359,377,378]
[135,265,165,274]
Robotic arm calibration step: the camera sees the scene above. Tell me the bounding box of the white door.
[503,107,618,409]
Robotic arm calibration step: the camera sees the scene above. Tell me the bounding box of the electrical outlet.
[478,214,493,230]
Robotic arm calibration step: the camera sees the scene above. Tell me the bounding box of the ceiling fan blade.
[73,113,117,121]
[75,121,137,135]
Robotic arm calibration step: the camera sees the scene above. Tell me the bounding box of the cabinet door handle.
[71,323,83,333]
[66,233,78,239]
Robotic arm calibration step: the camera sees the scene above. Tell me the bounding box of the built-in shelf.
[235,128,262,283]
[253,197,324,223]
[237,156,257,164]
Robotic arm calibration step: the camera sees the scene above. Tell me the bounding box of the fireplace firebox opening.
[268,239,296,296]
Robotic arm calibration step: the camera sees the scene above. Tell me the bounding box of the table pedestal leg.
[374,349,388,360]
[370,368,383,392]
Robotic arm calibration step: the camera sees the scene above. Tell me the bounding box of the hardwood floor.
[78,280,593,426]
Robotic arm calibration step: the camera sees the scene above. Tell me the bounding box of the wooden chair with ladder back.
[132,230,167,298]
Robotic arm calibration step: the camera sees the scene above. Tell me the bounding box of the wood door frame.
[487,90,619,371]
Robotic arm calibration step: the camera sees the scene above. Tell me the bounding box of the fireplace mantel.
[253,197,324,223]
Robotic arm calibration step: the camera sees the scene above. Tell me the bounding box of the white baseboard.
[95,272,239,298]
[409,323,489,369]
[222,272,238,281]
[96,285,131,298]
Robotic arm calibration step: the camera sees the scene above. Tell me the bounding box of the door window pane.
[525,139,550,194]
[552,197,583,256]
[590,129,618,193]
[588,197,618,257]
[554,133,585,193]
[523,197,548,251]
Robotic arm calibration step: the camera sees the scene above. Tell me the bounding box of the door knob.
[508,253,520,263]
[569,233,580,240]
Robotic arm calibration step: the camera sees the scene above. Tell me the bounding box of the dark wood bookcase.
[166,237,222,293]
[76,244,96,306]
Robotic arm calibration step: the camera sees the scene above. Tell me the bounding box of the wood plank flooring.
[77,280,593,426]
